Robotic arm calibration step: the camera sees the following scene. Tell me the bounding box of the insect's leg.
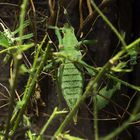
[47,25,63,47]
[57,63,64,110]
[76,39,97,48]
[55,28,63,47]
[43,58,61,72]
[43,61,54,72]
[76,60,98,76]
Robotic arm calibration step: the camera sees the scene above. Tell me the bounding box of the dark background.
[0,0,140,139]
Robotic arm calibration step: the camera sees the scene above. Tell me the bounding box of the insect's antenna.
[55,0,60,26]
[63,8,71,25]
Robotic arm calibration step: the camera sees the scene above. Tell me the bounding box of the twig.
[36,107,67,140]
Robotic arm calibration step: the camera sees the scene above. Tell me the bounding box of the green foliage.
[58,132,86,140]
[23,115,36,140]
[97,81,121,110]
[0,21,33,51]
[127,43,140,65]
[0,31,10,48]
[111,61,132,72]
[0,21,33,65]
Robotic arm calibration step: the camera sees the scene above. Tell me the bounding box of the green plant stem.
[100,96,140,140]
[10,35,45,126]
[81,60,140,92]
[6,0,29,135]
[19,0,29,45]
[23,115,33,140]
[37,108,58,140]
[10,35,44,126]
[93,90,99,140]
[22,36,47,101]
[33,35,47,68]
[100,117,133,140]
[110,37,140,63]
[36,107,66,140]
[4,54,22,140]
[0,44,34,55]
[11,41,50,134]
[91,0,126,48]
[80,37,140,93]
[107,74,140,91]
[4,0,29,137]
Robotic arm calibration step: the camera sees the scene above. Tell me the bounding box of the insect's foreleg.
[55,28,63,47]
[48,26,63,47]
[76,40,97,49]
[57,63,65,107]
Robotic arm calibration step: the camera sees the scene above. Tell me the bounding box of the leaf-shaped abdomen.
[61,60,83,110]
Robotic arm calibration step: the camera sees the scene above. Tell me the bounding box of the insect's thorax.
[60,37,82,60]
[60,46,82,61]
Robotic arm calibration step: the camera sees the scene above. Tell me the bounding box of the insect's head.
[61,23,74,35]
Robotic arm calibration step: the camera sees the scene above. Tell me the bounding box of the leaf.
[111,61,132,72]
[0,32,10,48]
[15,33,33,41]
[3,54,11,64]
[16,43,34,53]
[127,42,140,65]
[59,133,86,140]
[19,64,30,74]
[96,82,121,110]
[16,100,26,110]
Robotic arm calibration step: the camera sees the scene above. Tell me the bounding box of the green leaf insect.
[52,23,120,123]
[54,24,83,123]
